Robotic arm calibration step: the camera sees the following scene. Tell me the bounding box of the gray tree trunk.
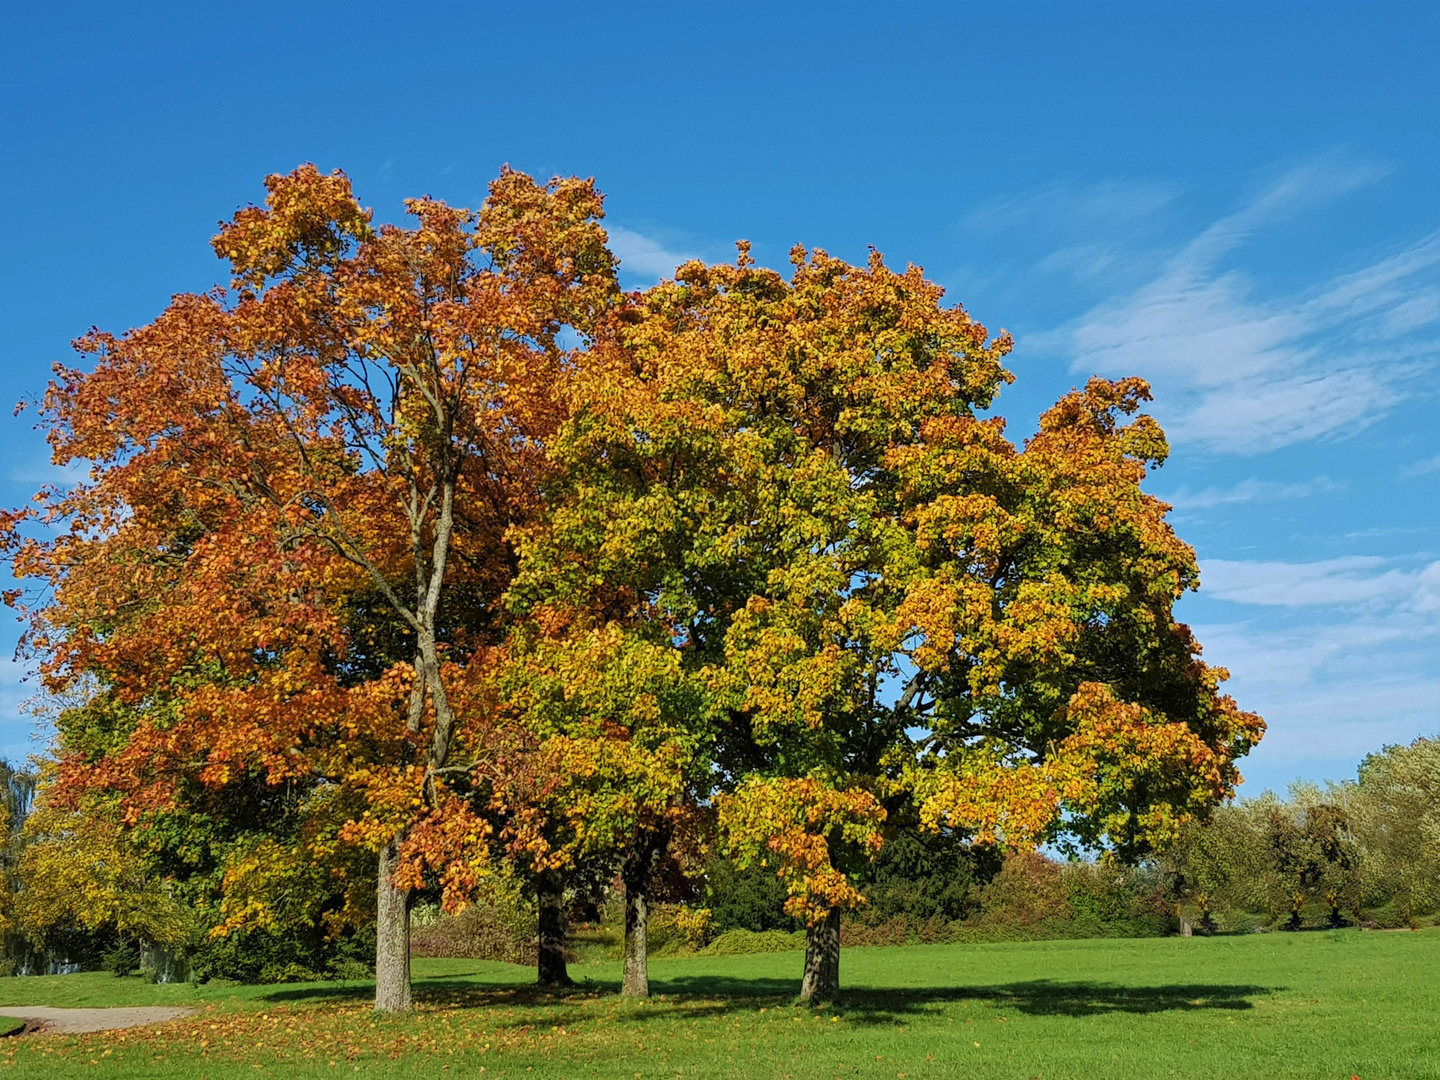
[537,871,573,987]
[622,881,651,997]
[800,907,841,1002]
[620,829,671,997]
[374,838,413,1013]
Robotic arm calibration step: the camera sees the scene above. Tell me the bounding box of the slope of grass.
[2,930,1436,1078]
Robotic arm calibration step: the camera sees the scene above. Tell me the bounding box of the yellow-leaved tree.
[529,243,1262,1000]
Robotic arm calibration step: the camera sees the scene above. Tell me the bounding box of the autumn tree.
[514,243,1014,1000]
[495,625,714,993]
[5,164,620,1011]
[530,243,1263,1001]
[12,792,191,964]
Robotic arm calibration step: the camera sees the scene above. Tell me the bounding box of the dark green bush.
[703,856,800,934]
[191,922,374,984]
[101,940,141,977]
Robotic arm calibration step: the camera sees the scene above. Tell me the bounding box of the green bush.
[191,922,375,984]
[704,857,799,934]
[101,941,141,977]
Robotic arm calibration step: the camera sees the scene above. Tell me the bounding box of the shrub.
[410,904,537,965]
[101,941,141,977]
[673,906,715,950]
[191,922,375,984]
[976,852,1070,927]
[704,857,799,933]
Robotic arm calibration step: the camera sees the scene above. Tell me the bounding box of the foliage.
[12,799,191,953]
[99,940,141,977]
[703,853,800,934]
[1158,740,1440,931]
[4,163,1264,1000]
[0,759,37,951]
[3,164,628,1006]
[853,829,996,925]
[1346,736,1440,920]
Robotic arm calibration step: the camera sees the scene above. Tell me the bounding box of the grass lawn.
[1,929,1436,1078]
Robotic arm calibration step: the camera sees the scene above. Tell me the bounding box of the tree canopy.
[4,165,1262,1007]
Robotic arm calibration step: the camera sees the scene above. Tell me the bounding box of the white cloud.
[965,179,1181,234]
[1044,161,1440,454]
[1402,452,1440,478]
[1162,476,1342,510]
[607,225,698,282]
[1201,555,1440,608]
[1189,553,1440,784]
[8,456,90,487]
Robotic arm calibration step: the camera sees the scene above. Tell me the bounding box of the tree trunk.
[1179,911,1193,938]
[800,907,841,1002]
[374,838,413,1013]
[537,871,573,987]
[622,877,651,998]
[621,828,671,997]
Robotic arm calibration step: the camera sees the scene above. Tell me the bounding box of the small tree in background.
[1348,738,1440,923]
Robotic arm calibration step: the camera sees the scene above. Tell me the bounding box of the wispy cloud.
[965,179,1181,234]
[1201,555,1440,609]
[7,456,89,487]
[1043,160,1440,454]
[962,180,1182,290]
[1402,452,1440,478]
[1190,553,1440,778]
[1162,476,1342,510]
[607,225,699,283]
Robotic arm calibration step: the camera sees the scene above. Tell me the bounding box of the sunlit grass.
[3,930,1436,1078]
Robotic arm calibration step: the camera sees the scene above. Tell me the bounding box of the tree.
[496,625,714,994]
[13,792,190,962]
[5,164,620,1010]
[1161,803,1267,933]
[557,246,1262,1000]
[517,243,1015,1000]
[0,760,38,953]
[1347,738,1440,922]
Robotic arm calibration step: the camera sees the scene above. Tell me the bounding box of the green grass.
[2,929,1437,1078]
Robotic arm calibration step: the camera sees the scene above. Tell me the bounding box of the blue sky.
[2,2,1437,794]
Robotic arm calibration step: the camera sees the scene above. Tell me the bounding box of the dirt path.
[0,1005,193,1034]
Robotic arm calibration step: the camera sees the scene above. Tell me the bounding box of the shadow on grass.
[259,973,1274,1025]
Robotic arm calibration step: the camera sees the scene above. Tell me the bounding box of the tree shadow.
[653,976,1273,1023]
[260,974,1274,1027]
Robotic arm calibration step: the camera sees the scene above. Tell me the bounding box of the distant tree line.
[4,736,1437,979]
[1161,737,1440,933]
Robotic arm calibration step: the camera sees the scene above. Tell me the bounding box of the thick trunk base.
[1179,913,1193,938]
[800,907,841,1002]
[374,839,413,1013]
[537,872,573,987]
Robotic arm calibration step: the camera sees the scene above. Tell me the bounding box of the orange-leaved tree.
[4,164,620,1010]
